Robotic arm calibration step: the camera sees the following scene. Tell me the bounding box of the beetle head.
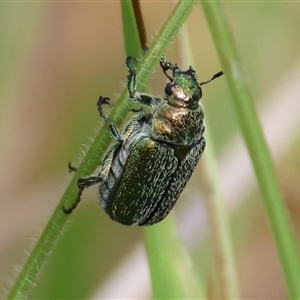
[164,65,202,109]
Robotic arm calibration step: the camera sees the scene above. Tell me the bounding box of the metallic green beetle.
[63,56,223,226]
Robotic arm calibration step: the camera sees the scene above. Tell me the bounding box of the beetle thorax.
[151,102,205,147]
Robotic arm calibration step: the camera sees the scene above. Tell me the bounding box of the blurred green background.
[1,1,300,299]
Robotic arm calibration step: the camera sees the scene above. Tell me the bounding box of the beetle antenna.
[199,71,224,86]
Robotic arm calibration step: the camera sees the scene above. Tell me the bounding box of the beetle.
[63,56,223,225]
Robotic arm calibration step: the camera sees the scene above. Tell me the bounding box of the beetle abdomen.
[140,136,206,225]
[99,137,178,225]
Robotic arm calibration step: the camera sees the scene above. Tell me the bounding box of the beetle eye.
[165,83,176,96]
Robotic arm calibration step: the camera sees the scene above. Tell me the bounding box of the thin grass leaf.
[177,21,239,299]
[121,0,142,56]
[200,1,300,298]
[7,1,198,299]
[146,215,204,299]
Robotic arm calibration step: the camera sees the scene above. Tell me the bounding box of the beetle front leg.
[126,56,161,108]
[160,56,174,81]
[160,56,181,82]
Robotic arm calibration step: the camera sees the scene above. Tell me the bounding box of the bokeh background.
[1,1,300,299]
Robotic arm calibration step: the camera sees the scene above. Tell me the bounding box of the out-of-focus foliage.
[1,2,300,299]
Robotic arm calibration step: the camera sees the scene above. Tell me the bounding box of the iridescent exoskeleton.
[63,56,223,225]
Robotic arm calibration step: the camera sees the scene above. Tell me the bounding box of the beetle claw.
[97,96,110,108]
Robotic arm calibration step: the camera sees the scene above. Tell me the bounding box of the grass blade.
[7,1,198,298]
[201,1,300,298]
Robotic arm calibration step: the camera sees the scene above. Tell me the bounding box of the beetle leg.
[160,56,173,81]
[126,56,161,108]
[77,175,102,189]
[62,189,83,214]
[68,162,78,173]
[63,175,102,214]
[129,107,144,113]
[126,56,136,97]
[97,96,123,143]
[160,56,180,82]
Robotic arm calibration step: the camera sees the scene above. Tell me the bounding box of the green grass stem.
[145,214,204,299]
[201,1,300,298]
[7,1,198,299]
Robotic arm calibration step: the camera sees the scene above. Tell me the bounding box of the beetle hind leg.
[68,162,78,173]
[77,175,102,190]
[63,175,102,214]
[62,188,83,214]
